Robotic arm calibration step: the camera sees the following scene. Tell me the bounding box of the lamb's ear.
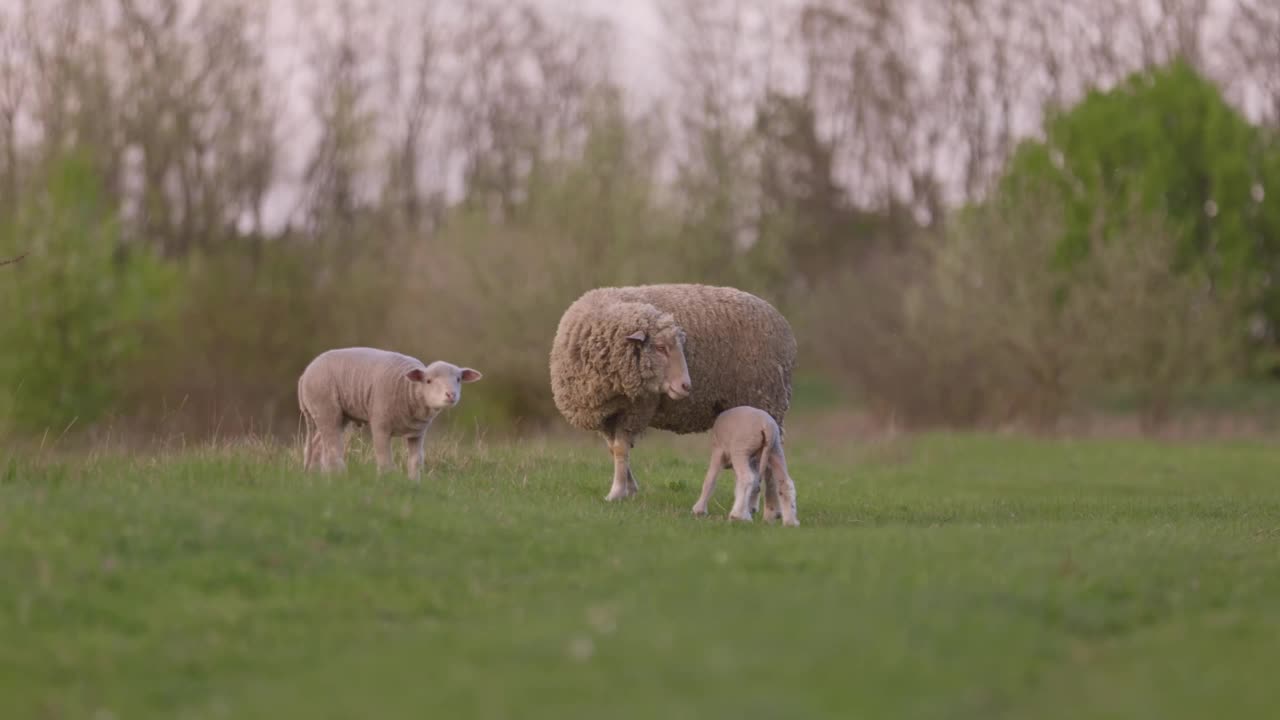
[625,330,647,344]
[406,368,426,382]
[460,368,482,383]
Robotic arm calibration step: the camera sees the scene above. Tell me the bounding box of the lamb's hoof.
[691,506,708,516]
[783,518,800,527]
[728,513,753,523]
[605,489,632,502]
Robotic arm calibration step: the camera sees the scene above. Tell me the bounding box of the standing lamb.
[549,283,797,502]
[298,347,482,480]
[692,406,799,526]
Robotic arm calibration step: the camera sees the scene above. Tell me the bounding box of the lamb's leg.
[771,451,799,527]
[301,407,317,471]
[405,433,426,482]
[727,454,757,522]
[371,425,394,475]
[748,453,768,520]
[315,412,346,473]
[604,431,637,501]
[310,426,326,471]
[761,454,782,523]
[692,448,723,516]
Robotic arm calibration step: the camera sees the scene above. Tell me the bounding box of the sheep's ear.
[460,368,482,383]
[625,330,647,344]
[406,368,426,382]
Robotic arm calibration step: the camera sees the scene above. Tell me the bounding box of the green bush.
[804,186,1243,430]
[998,60,1280,351]
[0,149,177,434]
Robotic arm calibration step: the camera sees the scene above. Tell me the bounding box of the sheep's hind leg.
[761,456,782,523]
[727,454,757,522]
[692,449,724,515]
[301,407,319,471]
[772,451,800,527]
[315,413,347,473]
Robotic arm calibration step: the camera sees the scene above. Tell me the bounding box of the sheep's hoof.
[783,518,800,527]
[728,513,752,523]
[691,506,708,516]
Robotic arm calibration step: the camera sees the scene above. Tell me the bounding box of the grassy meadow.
[2,414,1279,719]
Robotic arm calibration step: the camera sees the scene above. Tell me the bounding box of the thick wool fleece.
[549,284,797,439]
[297,347,438,436]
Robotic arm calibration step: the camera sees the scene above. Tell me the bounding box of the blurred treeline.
[1,0,1279,439]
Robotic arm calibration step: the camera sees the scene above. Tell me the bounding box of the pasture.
[2,423,1278,719]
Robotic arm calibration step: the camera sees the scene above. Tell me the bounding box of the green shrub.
[998,60,1280,349]
[0,149,177,434]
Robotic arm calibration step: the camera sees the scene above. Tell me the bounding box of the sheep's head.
[627,313,691,401]
[406,361,483,412]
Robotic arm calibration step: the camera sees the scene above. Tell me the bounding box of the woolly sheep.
[549,283,797,502]
[298,347,482,480]
[692,406,799,526]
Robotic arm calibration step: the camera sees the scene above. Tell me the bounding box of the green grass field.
[2,428,1279,719]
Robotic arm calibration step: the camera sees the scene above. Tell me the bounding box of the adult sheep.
[549,283,797,501]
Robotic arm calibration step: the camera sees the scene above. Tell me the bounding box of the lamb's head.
[626,311,692,401]
[406,361,483,411]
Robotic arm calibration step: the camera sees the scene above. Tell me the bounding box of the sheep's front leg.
[692,449,723,516]
[371,425,395,475]
[405,434,426,482]
[727,454,758,522]
[604,432,637,501]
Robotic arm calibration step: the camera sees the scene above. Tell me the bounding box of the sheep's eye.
[426,379,433,384]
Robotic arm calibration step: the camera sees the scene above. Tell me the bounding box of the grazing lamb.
[549,283,797,502]
[298,347,482,480]
[692,406,799,526]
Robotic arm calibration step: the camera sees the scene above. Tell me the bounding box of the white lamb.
[297,347,482,480]
[692,406,799,526]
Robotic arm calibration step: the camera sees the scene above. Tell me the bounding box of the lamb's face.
[406,361,483,410]
[628,321,691,401]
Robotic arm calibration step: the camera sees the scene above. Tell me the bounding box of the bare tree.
[298,0,378,237]
[446,2,606,223]
[1222,0,1280,125]
[660,0,776,272]
[21,0,121,200]
[380,2,445,232]
[0,15,27,210]
[797,1,949,219]
[110,0,278,255]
